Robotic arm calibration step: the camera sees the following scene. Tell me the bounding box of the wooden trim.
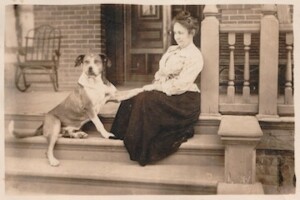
[279,24,293,32]
[278,104,294,116]
[138,5,160,20]
[130,49,164,54]
[219,104,258,115]
[220,24,260,33]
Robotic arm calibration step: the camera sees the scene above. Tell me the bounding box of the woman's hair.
[172,11,199,34]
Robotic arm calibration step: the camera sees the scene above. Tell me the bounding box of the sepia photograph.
[1,0,298,198]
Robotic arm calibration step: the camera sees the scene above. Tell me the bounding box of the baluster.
[243,33,251,103]
[227,32,235,103]
[285,32,293,104]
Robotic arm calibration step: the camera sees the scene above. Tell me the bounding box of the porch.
[4,4,295,195]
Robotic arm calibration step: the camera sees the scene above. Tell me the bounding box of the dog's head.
[74,53,111,83]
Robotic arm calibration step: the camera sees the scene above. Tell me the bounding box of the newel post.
[257,5,279,119]
[217,116,264,194]
[200,5,221,117]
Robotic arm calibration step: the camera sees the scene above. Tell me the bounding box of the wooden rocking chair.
[15,25,62,92]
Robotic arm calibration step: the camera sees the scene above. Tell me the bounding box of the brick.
[69,44,82,48]
[222,9,238,15]
[51,11,63,15]
[238,9,254,14]
[63,20,76,25]
[82,15,95,20]
[82,25,94,29]
[246,15,262,20]
[228,5,245,9]
[218,5,228,9]
[76,20,88,25]
[230,15,245,20]
[221,21,237,24]
[89,39,101,43]
[222,16,229,21]
[76,40,88,44]
[57,6,70,11]
[89,20,101,24]
[76,10,88,15]
[69,15,82,20]
[69,25,81,29]
[83,35,94,39]
[64,11,76,15]
[237,21,253,24]
[245,4,261,9]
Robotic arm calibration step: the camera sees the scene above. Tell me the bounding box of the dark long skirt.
[110,90,200,166]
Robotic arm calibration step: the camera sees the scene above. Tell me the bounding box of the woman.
[111,11,203,166]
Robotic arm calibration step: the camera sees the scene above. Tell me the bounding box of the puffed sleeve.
[160,52,203,96]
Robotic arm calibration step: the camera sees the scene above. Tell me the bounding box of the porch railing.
[200,5,294,119]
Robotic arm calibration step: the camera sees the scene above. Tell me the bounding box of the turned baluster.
[284,32,293,104]
[243,33,251,103]
[227,32,236,103]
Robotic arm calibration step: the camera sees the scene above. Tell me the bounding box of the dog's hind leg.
[43,114,61,167]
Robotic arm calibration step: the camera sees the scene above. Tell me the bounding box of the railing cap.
[203,5,219,17]
[261,4,277,15]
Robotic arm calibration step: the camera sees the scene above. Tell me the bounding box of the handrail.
[279,23,293,32]
[220,24,260,33]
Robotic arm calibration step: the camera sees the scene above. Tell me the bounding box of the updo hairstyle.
[171,11,199,35]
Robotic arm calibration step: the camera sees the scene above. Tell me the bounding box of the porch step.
[5,132,225,166]
[5,156,224,195]
[5,88,224,195]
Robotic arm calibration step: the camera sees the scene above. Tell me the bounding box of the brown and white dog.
[9,53,143,167]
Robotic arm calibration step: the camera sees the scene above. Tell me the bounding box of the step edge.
[6,135,225,152]
[5,158,223,188]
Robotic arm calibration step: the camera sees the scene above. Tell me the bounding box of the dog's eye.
[94,60,102,64]
[84,60,89,64]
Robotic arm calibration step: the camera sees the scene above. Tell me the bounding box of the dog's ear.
[99,54,112,68]
[74,55,85,67]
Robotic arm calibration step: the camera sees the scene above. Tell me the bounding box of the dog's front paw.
[70,131,88,139]
[46,153,60,167]
[49,158,60,167]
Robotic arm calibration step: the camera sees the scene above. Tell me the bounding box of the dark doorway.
[102,4,125,85]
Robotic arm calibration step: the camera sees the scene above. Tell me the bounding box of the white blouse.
[152,42,203,96]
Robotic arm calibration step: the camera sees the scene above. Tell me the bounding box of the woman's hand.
[114,88,144,102]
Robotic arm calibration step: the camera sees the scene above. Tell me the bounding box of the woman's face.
[173,22,194,49]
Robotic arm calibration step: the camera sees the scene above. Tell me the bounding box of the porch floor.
[4,86,136,117]
[5,86,289,119]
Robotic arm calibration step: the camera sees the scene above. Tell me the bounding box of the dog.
[9,53,143,167]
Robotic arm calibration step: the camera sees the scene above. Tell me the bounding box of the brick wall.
[218,4,263,24]
[34,4,104,89]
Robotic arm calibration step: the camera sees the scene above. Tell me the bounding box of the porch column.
[217,115,264,194]
[257,5,279,119]
[200,5,220,117]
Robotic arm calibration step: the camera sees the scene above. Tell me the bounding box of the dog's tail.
[8,120,43,138]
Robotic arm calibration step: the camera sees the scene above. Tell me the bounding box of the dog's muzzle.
[88,67,96,76]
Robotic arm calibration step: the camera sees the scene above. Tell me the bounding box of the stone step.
[5,112,221,135]
[5,132,225,166]
[5,156,224,195]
